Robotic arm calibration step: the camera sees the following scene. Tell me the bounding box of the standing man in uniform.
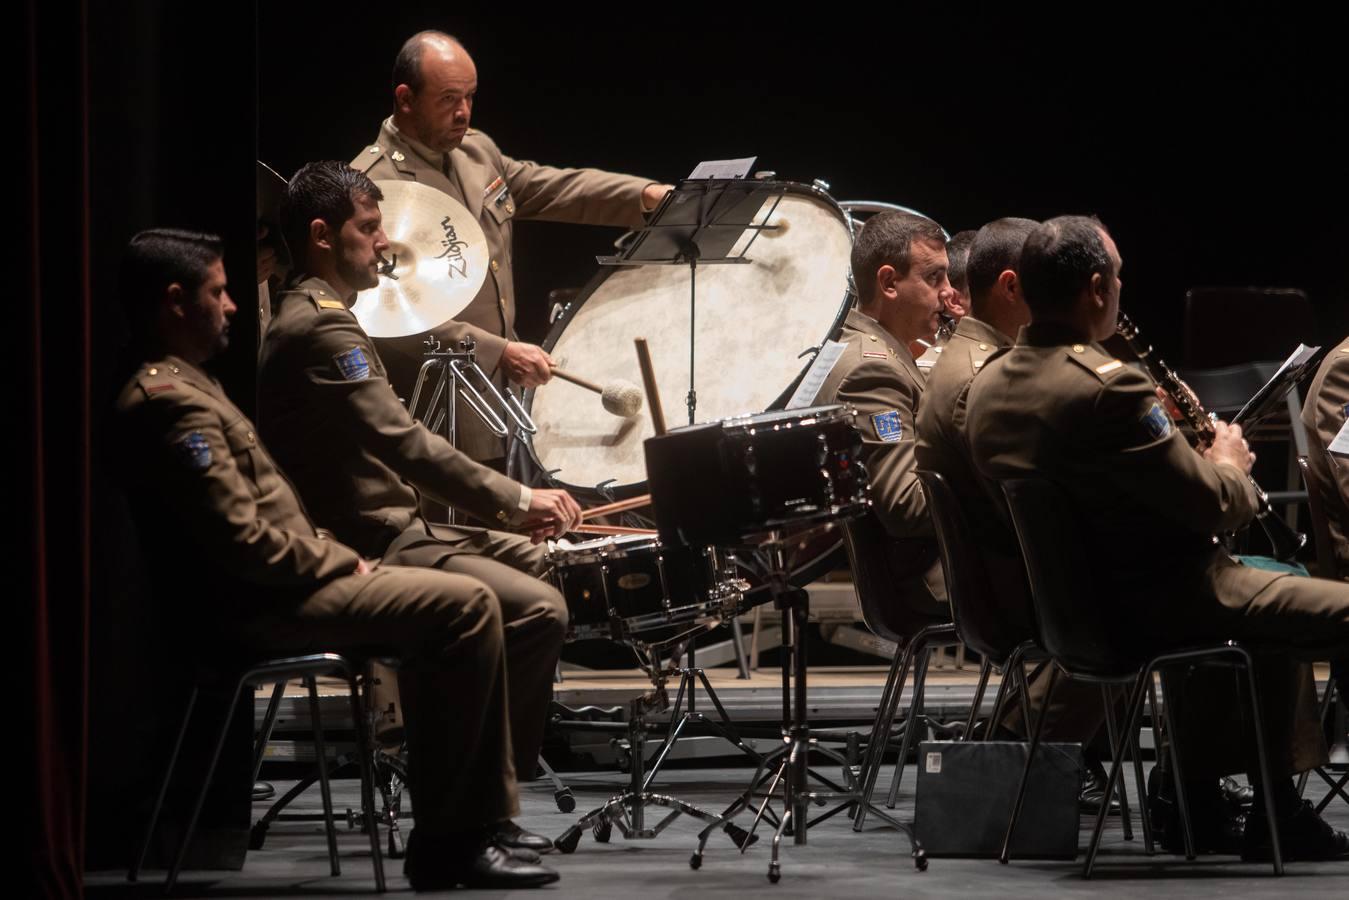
[115,228,559,888]
[259,161,581,853]
[353,30,671,465]
[1302,337,1349,579]
[966,214,1349,860]
[817,211,952,612]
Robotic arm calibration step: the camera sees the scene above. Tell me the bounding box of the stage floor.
[89,763,1349,898]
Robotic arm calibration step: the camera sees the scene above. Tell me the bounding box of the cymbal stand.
[689,538,927,883]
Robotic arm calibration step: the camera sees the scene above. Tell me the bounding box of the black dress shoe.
[496,819,554,853]
[1079,763,1121,814]
[1219,775,1255,810]
[1242,800,1349,862]
[252,781,275,801]
[1148,768,1244,855]
[404,832,559,890]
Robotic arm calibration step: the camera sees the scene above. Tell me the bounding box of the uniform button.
[505,203,515,214]
[869,335,878,342]
[147,367,158,376]
[246,431,256,444]
[1072,344,1085,353]
[318,290,325,296]
[171,365,181,374]
[978,343,988,350]
[491,259,500,273]
[368,145,380,154]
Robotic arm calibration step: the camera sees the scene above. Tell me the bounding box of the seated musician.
[114,229,559,889]
[817,211,952,613]
[965,214,1349,860]
[1303,337,1349,580]
[916,217,1126,808]
[914,228,975,373]
[258,161,579,855]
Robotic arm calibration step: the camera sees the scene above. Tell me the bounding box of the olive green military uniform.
[816,309,946,614]
[352,119,654,462]
[966,323,1349,777]
[1301,338,1349,579]
[115,355,520,836]
[916,315,1114,742]
[258,275,566,776]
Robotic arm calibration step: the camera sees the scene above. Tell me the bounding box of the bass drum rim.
[520,180,858,499]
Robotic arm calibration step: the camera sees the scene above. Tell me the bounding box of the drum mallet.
[550,366,644,418]
[634,337,667,436]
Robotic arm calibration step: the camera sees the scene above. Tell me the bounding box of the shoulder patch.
[1066,345,1126,382]
[174,431,212,471]
[315,297,347,311]
[145,383,175,395]
[1141,402,1173,440]
[1095,359,1124,375]
[871,410,904,442]
[333,345,371,381]
[862,350,890,359]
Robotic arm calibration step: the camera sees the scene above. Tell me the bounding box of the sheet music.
[1330,419,1349,457]
[687,157,757,180]
[787,340,847,409]
[1234,342,1320,424]
[1272,343,1319,383]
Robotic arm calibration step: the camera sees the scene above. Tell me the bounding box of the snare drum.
[644,404,869,548]
[547,534,743,642]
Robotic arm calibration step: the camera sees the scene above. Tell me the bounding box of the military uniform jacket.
[965,323,1285,633]
[258,275,524,559]
[115,355,362,606]
[816,310,943,599]
[1301,337,1349,578]
[353,119,653,459]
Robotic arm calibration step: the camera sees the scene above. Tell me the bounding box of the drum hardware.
[351,180,489,339]
[548,366,643,418]
[642,407,925,881]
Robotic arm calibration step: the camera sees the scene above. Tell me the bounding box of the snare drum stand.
[689,538,926,883]
[554,648,758,855]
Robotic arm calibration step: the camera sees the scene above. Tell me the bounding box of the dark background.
[261,9,1347,361]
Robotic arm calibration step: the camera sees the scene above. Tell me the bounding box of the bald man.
[353,30,670,465]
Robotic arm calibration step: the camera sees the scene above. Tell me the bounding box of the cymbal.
[353,180,489,338]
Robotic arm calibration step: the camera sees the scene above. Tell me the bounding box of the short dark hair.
[945,230,977,294]
[392,30,462,93]
[850,211,948,305]
[281,161,384,270]
[120,228,223,336]
[1018,215,1113,317]
[966,217,1039,311]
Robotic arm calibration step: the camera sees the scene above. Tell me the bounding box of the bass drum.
[524,181,856,499]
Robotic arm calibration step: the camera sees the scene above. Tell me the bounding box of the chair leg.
[986,645,1027,739]
[166,678,249,893]
[129,686,199,883]
[886,645,933,809]
[1239,651,1285,876]
[1124,687,1155,855]
[1000,664,1059,864]
[305,676,342,877]
[347,668,387,892]
[1099,685,1134,842]
[853,639,917,830]
[1157,669,1197,861]
[964,659,993,741]
[252,680,287,785]
[1083,668,1151,878]
[1297,677,1338,798]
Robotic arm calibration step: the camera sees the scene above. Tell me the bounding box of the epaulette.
[1064,342,1127,382]
[136,362,182,398]
[305,286,349,313]
[353,143,385,173]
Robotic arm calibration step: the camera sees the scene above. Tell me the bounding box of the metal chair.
[129,652,386,893]
[841,513,958,829]
[999,478,1285,876]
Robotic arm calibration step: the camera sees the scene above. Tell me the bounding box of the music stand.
[1233,343,1323,428]
[598,177,790,426]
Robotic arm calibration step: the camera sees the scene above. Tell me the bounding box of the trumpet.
[1115,313,1305,561]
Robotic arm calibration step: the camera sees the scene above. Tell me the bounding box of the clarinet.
[1116,313,1305,561]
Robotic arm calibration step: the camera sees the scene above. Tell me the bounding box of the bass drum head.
[526,184,854,495]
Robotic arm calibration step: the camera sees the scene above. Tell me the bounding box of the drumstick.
[580,493,651,521]
[570,524,658,536]
[550,366,603,393]
[634,337,667,436]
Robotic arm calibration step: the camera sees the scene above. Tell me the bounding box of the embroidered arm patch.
[174,431,212,471]
[333,345,371,381]
[872,410,904,442]
[1141,401,1173,440]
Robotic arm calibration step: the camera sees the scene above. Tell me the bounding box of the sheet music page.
[1330,419,1349,457]
[787,340,847,409]
[1233,342,1321,424]
[1272,343,1319,382]
[687,157,757,180]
